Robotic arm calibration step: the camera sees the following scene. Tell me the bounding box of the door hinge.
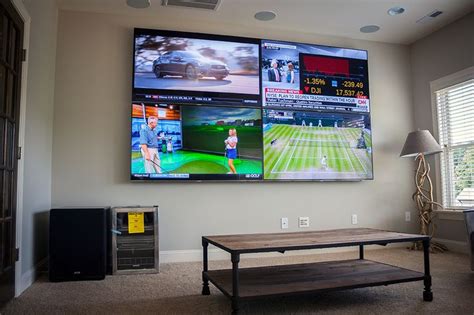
[15,248,19,262]
[17,146,22,160]
[22,49,27,62]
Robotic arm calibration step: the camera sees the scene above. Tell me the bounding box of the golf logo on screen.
[131,29,373,181]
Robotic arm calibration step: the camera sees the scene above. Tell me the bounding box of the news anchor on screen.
[267,59,281,82]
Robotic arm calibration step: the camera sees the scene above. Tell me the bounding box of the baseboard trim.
[16,257,48,297]
[159,243,409,264]
[432,238,468,254]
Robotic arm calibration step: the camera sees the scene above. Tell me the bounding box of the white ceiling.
[58,0,473,44]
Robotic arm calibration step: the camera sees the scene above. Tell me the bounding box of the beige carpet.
[2,248,473,314]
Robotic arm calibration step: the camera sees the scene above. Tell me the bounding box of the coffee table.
[201,228,432,314]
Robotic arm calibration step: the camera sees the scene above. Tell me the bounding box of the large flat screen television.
[130,29,373,181]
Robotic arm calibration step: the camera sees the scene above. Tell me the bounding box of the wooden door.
[0,0,23,305]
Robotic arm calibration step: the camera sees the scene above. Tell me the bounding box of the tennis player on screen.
[321,155,328,170]
[225,128,238,174]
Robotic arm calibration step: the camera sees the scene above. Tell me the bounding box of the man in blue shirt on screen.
[140,116,162,174]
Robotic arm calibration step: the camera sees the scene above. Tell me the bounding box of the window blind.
[436,78,474,208]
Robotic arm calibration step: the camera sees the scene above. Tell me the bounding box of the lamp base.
[410,153,447,253]
[408,240,448,253]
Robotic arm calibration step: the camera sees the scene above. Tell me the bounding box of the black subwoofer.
[49,207,109,282]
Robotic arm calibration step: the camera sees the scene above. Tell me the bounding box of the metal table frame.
[201,230,432,314]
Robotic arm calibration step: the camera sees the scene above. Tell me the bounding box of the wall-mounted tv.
[133,28,261,107]
[130,29,373,181]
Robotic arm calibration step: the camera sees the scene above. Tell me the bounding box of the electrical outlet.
[281,217,288,229]
[298,217,310,228]
[351,214,358,225]
[405,211,411,222]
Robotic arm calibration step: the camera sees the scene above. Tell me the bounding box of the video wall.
[131,28,373,181]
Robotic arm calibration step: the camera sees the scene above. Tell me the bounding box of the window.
[434,71,474,209]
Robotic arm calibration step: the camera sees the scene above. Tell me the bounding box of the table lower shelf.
[204,259,425,299]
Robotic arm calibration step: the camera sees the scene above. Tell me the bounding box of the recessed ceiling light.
[254,11,276,21]
[127,0,150,9]
[360,25,380,33]
[388,6,405,16]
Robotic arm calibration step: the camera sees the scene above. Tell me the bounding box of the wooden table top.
[203,228,429,253]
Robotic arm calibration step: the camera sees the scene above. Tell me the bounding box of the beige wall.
[51,10,418,252]
[21,0,57,277]
[410,13,474,242]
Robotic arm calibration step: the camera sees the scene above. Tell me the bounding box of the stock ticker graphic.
[300,54,369,110]
[264,54,370,112]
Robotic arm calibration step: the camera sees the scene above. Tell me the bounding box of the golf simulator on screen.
[131,104,262,180]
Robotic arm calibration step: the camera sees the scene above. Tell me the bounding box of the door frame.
[9,0,30,297]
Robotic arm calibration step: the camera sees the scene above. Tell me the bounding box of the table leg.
[201,239,210,295]
[359,245,364,259]
[231,253,240,314]
[422,239,433,301]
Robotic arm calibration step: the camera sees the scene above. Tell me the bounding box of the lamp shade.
[400,130,442,157]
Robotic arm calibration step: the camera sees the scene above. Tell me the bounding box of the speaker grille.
[416,10,443,24]
[162,0,221,10]
[49,208,108,282]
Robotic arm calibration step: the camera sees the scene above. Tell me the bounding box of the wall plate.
[298,217,310,228]
[281,217,289,229]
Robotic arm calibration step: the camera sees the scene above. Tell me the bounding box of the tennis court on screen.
[263,125,372,180]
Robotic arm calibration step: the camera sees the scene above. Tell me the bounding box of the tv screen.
[261,40,370,112]
[261,39,373,180]
[130,29,373,181]
[131,103,263,181]
[133,28,261,107]
[263,109,372,180]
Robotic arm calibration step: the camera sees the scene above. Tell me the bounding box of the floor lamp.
[400,130,447,252]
